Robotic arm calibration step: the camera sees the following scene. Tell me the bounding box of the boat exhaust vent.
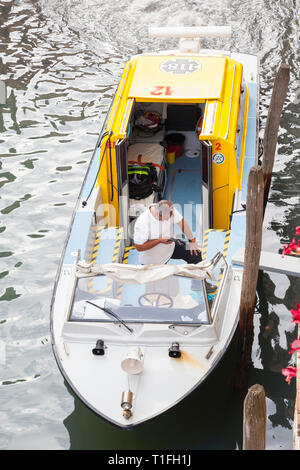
[121,390,133,419]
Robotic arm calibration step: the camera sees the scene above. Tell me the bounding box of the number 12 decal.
[150,86,173,96]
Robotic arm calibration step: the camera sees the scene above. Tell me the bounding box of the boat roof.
[128,54,231,102]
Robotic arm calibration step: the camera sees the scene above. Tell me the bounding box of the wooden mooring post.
[243,384,266,450]
[235,63,290,391]
[262,63,290,215]
[235,166,264,390]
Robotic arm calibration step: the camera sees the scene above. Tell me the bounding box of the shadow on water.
[63,335,244,450]
[249,269,299,446]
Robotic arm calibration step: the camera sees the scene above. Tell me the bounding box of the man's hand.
[159,237,174,244]
[134,238,173,252]
[189,241,201,255]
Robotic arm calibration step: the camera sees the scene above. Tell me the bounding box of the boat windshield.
[70,274,211,325]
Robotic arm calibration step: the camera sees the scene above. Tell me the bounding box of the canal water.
[0,0,299,450]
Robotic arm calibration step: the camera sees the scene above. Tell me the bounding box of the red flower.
[289,238,298,251]
[282,366,297,385]
[282,244,292,257]
[291,304,300,324]
[289,339,300,354]
[295,226,300,236]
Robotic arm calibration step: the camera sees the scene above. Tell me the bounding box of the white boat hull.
[51,263,242,428]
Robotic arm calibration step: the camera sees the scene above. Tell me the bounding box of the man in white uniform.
[134,200,202,265]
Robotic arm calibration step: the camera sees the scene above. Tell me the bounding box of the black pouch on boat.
[128,163,158,200]
[166,105,201,131]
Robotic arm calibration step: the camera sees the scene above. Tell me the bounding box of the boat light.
[121,347,144,375]
[92,339,105,356]
[168,342,181,359]
[121,390,133,419]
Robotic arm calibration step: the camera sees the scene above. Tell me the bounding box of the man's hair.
[154,200,173,217]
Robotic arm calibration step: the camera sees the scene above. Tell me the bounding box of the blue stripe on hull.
[244,117,257,158]
[239,79,257,221]
[227,214,247,267]
[64,211,94,264]
[247,83,257,118]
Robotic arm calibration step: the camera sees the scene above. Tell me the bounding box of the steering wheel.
[138,292,173,308]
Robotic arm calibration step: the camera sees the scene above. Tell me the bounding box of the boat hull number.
[150,85,201,96]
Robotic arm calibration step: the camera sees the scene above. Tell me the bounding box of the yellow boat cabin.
[96,52,249,234]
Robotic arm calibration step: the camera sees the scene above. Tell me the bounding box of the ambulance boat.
[50,26,259,428]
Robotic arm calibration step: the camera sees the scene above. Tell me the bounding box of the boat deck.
[164,145,202,239]
[64,75,258,323]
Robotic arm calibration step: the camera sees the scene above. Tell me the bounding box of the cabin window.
[116,139,128,186]
[69,274,211,325]
[166,104,201,132]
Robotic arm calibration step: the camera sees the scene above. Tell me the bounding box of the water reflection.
[0,0,122,450]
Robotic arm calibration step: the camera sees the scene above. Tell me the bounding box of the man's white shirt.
[133,206,183,264]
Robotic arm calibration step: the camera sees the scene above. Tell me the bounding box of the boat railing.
[204,251,229,324]
[210,251,227,269]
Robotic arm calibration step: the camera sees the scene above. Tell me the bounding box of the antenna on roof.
[148,26,232,39]
[148,26,232,53]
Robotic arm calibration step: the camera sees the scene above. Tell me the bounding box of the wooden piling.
[235,166,264,390]
[243,384,266,450]
[262,63,290,214]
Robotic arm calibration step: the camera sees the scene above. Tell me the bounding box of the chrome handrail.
[204,251,229,324]
[211,251,228,269]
